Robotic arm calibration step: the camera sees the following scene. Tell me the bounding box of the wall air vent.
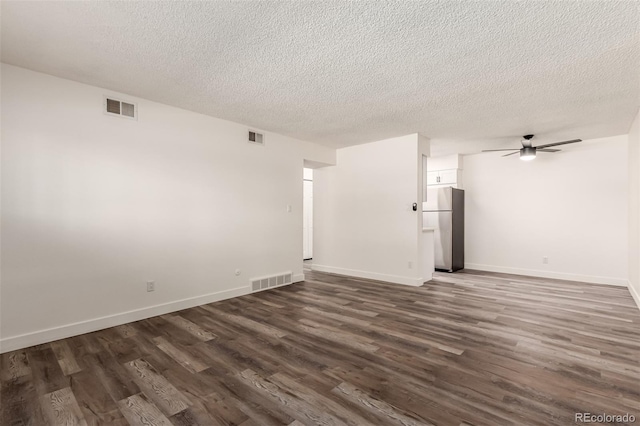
[248,130,264,145]
[104,96,137,120]
[251,272,292,292]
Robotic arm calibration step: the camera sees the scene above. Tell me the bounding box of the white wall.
[313,134,432,286]
[0,64,336,352]
[628,109,640,308]
[463,135,628,285]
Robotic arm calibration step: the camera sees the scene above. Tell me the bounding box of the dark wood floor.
[2,270,639,426]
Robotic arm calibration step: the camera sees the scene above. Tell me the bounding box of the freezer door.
[424,187,453,211]
[424,211,453,271]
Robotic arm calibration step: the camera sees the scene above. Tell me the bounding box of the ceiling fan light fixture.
[482,135,583,159]
[520,147,536,161]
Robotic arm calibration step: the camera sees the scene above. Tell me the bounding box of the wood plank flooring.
[2,270,639,425]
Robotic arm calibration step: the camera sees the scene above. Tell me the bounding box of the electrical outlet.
[147,281,155,292]
[235,269,241,276]
[408,261,413,269]
[542,256,548,264]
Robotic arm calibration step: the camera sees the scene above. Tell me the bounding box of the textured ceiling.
[2,1,639,149]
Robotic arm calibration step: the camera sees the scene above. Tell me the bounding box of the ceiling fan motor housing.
[520,146,536,160]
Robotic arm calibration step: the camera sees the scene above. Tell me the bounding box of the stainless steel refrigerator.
[423,187,464,272]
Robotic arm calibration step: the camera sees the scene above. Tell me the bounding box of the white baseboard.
[628,280,640,311]
[0,285,250,354]
[311,264,424,286]
[465,263,628,287]
[293,273,305,283]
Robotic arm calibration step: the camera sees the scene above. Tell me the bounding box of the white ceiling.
[2,1,639,149]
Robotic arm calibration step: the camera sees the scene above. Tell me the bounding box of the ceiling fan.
[482,134,583,161]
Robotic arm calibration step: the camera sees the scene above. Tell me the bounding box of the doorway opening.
[303,168,313,261]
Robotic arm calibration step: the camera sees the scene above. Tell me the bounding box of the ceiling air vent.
[248,130,264,145]
[104,96,137,120]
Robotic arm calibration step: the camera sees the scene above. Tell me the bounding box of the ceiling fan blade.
[482,149,519,152]
[537,149,560,152]
[534,139,582,149]
[502,151,519,157]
